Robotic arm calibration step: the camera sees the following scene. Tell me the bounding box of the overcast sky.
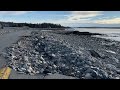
[0,11,120,27]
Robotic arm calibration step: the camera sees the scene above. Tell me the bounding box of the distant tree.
[0,21,65,29]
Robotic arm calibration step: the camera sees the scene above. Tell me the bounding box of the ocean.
[73,28,120,42]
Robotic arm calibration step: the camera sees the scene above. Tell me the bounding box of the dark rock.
[43,53,54,60]
[89,50,102,58]
[116,70,120,74]
[65,31,102,35]
[53,61,58,65]
[43,70,51,74]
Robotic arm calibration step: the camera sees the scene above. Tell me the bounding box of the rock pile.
[3,31,120,79]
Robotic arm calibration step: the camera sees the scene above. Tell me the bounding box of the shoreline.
[0,30,120,79]
[2,30,120,79]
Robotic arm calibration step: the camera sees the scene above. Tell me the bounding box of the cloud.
[54,11,102,25]
[52,11,103,26]
[51,11,120,26]
[0,11,32,15]
[93,17,120,24]
[68,11,103,22]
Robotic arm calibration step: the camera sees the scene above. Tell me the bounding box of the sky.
[0,11,120,27]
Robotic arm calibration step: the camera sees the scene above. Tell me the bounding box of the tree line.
[0,21,66,28]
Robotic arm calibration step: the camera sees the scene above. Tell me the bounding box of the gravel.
[2,30,120,79]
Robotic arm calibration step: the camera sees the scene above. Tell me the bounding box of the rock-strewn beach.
[2,30,120,79]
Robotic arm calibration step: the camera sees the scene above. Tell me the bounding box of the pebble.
[40,55,45,61]
[24,56,29,61]
[53,65,57,68]
[51,54,56,57]
[3,31,120,79]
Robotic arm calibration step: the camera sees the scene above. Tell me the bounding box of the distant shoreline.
[75,27,120,29]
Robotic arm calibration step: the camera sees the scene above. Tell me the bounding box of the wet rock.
[89,50,102,58]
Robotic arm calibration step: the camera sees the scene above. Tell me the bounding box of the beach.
[1,28,120,79]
